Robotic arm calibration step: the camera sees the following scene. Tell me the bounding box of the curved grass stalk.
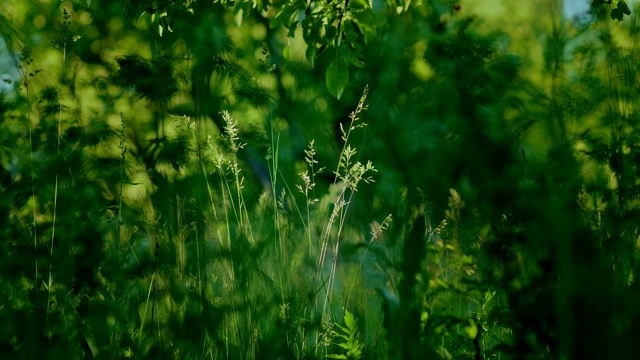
[47,12,69,320]
[138,272,156,345]
[19,46,39,289]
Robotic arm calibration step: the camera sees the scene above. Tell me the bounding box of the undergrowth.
[2,0,640,359]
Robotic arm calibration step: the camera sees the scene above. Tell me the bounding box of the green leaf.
[420,311,429,322]
[436,278,450,289]
[346,49,366,68]
[270,6,296,29]
[350,0,370,10]
[591,0,605,6]
[618,0,631,15]
[353,11,377,44]
[344,21,359,43]
[611,8,623,21]
[269,15,283,29]
[344,309,356,330]
[326,58,349,99]
[306,45,317,66]
[465,321,478,339]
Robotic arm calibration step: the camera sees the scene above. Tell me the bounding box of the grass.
[3,1,640,359]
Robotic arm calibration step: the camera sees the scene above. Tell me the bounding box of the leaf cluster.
[592,0,632,21]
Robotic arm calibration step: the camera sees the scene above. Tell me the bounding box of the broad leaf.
[326,58,349,99]
[611,8,623,21]
[618,0,631,15]
[306,45,317,66]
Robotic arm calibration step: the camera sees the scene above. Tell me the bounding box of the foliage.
[2,0,640,359]
[326,308,364,360]
[591,0,632,21]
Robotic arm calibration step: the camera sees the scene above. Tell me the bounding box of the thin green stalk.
[139,272,156,344]
[20,47,38,288]
[261,45,290,347]
[195,216,202,293]
[177,195,185,275]
[28,95,37,284]
[195,129,224,246]
[296,140,322,254]
[117,114,140,264]
[313,87,374,352]
[48,7,71,321]
[317,87,370,272]
[218,160,235,251]
[220,110,255,244]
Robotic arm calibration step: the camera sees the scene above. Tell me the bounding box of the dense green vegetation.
[1,0,640,358]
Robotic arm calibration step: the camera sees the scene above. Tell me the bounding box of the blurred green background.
[1,0,640,359]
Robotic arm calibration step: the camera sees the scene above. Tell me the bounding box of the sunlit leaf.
[465,321,478,339]
[326,57,349,99]
[350,0,370,10]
